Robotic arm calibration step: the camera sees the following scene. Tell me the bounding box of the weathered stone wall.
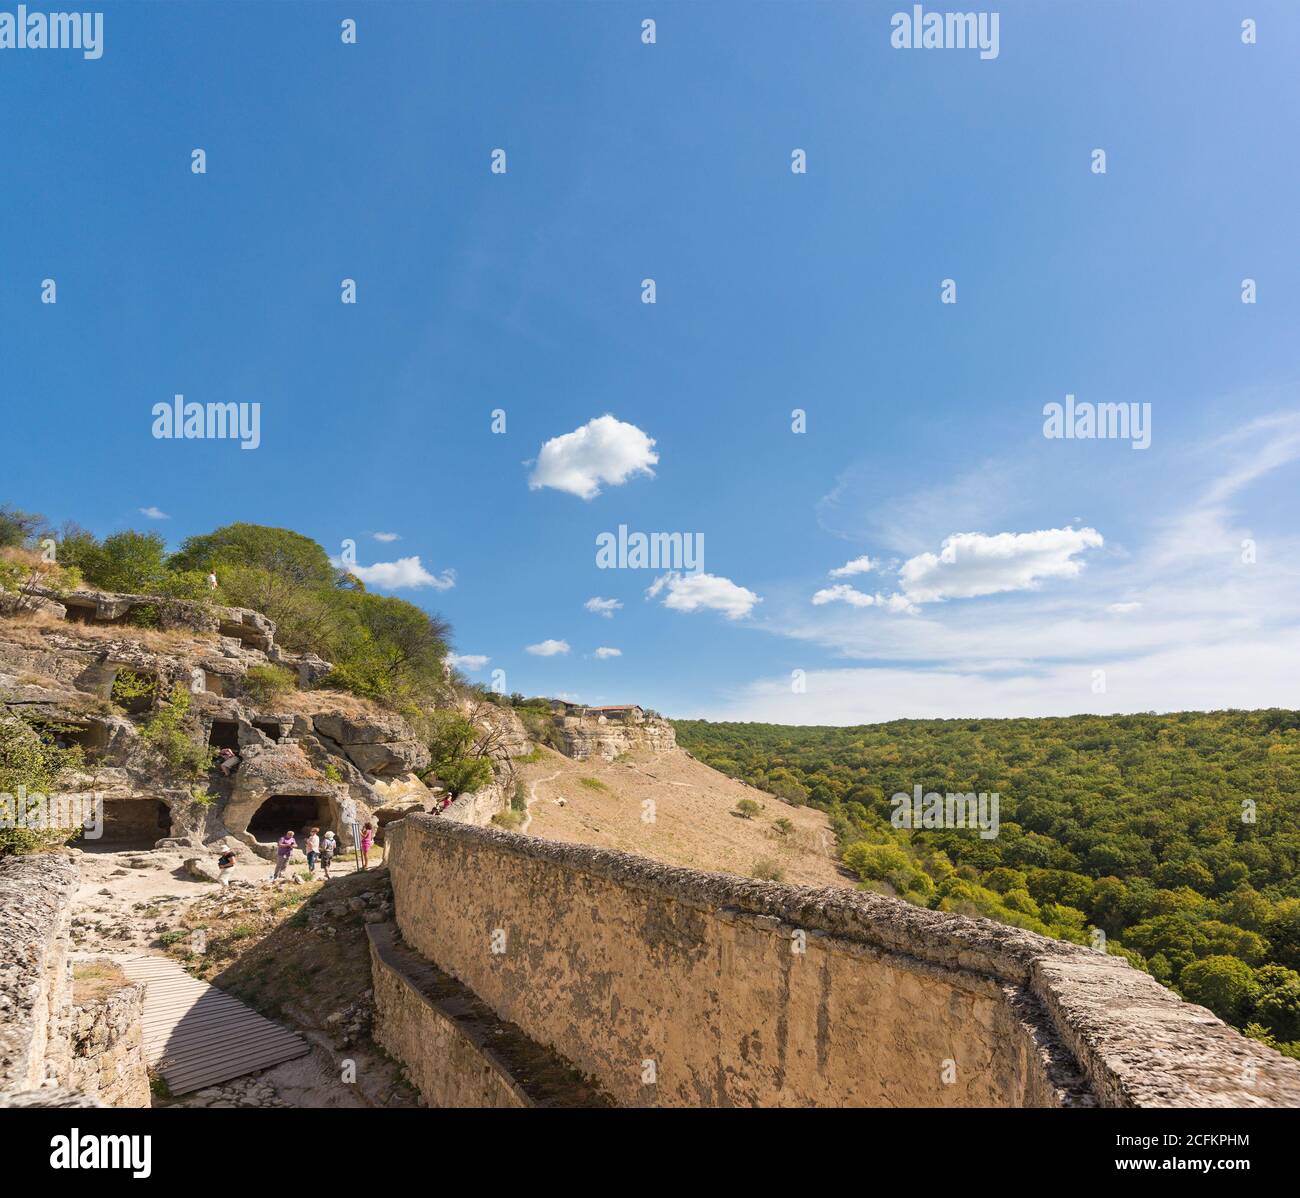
[369,924,530,1107]
[441,778,510,827]
[67,977,149,1108]
[0,852,79,1095]
[386,817,1300,1108]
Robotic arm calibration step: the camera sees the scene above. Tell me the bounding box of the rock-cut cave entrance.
[207,719,241,752]
[94,799,171,848]
[247,794,327,843]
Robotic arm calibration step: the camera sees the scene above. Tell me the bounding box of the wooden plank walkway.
[122,955,309,1096]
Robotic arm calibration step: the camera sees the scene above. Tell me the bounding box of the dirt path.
[66,843,406,1109]
[519,769,562,834]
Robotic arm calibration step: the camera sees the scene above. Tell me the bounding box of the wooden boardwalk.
[122,955,310,1096]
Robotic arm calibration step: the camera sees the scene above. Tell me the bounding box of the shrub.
[142,685,212,778]
[578,777,608,792]
[752,858,785,882]
[423,709,495,797]
[110,668,157,712]
[242,664,296,705]
[773,817,794,837]
[735,798,763,820]
[0,714,83,856]
[511,781,527,813]
[492,809,525,831]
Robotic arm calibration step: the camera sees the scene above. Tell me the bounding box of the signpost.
[341,798,361,874]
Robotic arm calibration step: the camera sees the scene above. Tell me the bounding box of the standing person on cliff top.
[271,830,296,881]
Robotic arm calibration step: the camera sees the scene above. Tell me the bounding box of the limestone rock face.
[312,711,430,776]
[554,713,677,762]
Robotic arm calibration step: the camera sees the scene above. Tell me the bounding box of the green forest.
[674,712,1300,1057]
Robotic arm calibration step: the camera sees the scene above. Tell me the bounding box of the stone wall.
[441,778,510,827]
[385,817,1300,1108]
[368,922,608,1108]
[0,852,79,1095]
[67,974,149,1108]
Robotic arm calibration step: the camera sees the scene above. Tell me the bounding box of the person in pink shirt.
[272,830,296,881]
[360,823,374,870]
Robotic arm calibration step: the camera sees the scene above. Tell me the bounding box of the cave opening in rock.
[254,720,283,742]
[248,794,326,842]
[62,720,110,756]
[96,799,171,847]
[207,719,240,752]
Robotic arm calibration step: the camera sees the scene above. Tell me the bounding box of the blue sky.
[3,1,1298,723]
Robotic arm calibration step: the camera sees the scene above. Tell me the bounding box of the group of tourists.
[212,821,377,887]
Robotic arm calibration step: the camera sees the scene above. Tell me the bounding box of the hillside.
[514,745,849,888]
[674,712,1300,1055]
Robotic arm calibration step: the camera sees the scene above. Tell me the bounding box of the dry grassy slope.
[516,746,853,889]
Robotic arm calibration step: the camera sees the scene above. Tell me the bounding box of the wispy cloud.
[593,646,622,659]
[585,596,623,618]
[729,409,1300,722]
[373,531,400,543]
[138,506,169,520]
[448,653,489,670]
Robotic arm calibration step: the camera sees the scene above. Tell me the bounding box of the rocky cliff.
[550,708,676,762]
[0,589,527,856]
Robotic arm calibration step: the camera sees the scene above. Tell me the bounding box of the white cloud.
[526,639,570,656]
[593,647,622,659]
[828,555,875,578]
[585,596,623,618]
[700,629,1300,724]
[528,415,658,500]
[811,585,917,614]
[812,584,874,608]
[1107,601,1142,614]
[345,557,455,590]
[647,571,760,620]
[373,532,400,543]
[139,506,168,520]
[898,527,1103,603]
[447,653,489,670]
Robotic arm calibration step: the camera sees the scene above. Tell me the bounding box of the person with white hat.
[215,843,237,888]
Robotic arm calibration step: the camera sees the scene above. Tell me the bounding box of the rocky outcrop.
[0,853,79,1097]
[313,712,430,777]
[552,711,676,762]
